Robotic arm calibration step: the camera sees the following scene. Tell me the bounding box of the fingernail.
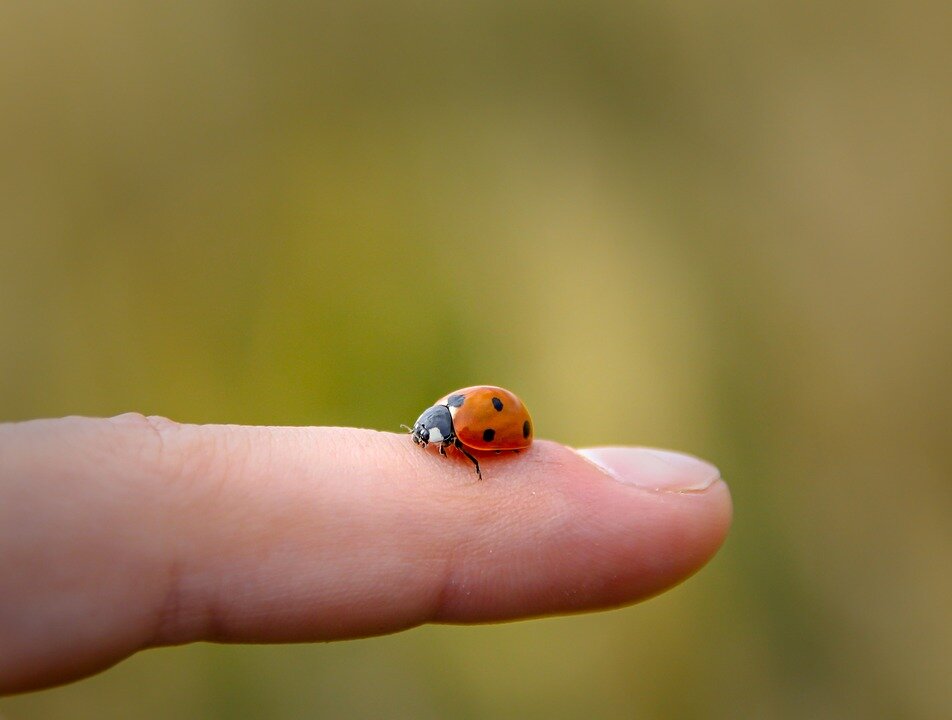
[576,447,722,492]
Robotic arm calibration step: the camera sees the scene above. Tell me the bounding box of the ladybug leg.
[454,438,482,480]
[439,438,457,457]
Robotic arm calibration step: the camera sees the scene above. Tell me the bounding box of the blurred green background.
[2,1,950,718]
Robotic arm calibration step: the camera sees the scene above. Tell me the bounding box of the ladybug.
[405,386,533,480]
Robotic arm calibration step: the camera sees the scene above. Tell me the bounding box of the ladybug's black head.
[410,404,454,447]
[411,423,429,445]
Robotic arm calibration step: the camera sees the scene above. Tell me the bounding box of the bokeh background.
[2,1,950,718]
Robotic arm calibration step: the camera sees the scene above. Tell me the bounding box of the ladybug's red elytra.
[405,386,533,480]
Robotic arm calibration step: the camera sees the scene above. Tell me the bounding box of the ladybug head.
[410,404,454,447]
[411,423,429,445]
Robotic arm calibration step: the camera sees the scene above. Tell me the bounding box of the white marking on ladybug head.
[427,426,445,443]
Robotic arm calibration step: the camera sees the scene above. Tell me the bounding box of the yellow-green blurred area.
[1,0,950,717]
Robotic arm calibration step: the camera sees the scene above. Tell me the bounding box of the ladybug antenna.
[400,424,413,433]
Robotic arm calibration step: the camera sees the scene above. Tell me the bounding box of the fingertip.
[392,438,733,620]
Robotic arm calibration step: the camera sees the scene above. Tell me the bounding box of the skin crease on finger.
[0,415,732,693]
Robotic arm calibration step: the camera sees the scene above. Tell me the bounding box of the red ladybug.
[406,386,533,479]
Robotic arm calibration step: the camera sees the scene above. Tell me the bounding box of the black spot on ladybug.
[522,420,531,438]
[483,428,496,442]
[446,394,465,408]
[491,396,504,411]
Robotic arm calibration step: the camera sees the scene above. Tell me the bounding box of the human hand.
[0,414,731,694]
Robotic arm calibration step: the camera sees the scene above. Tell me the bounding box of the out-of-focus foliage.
[1,1,950,718]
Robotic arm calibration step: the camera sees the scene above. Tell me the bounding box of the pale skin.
[0,413,732,694]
